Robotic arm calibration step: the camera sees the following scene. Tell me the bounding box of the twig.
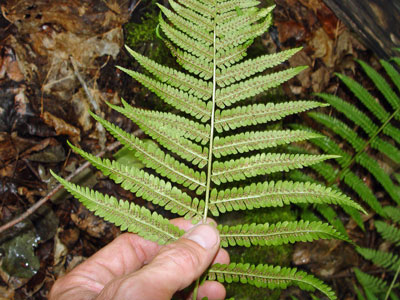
[0,135,137,235]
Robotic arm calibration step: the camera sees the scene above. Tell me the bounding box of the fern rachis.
[52,1,364,299]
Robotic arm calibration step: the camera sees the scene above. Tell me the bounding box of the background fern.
[290,56,400,237]
[354,205,400,300]
[52,1,364,299]
[290,53,400,298]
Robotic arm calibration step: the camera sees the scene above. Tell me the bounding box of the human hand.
[49,218,229,300]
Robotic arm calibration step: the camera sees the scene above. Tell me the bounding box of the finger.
[213,248,230,265]
[197,281,227,300]
[96,224,221,300]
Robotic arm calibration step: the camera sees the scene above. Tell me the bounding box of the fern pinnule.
[215,100,328,132]
[218,220,351,247]
[209,180,365,216]
[356,247,400,272]
[50,170,184,244]
[383,206,400,223]
[375,221,400,246]
[215,66,307,108]
[208,263,336,299]
[211,153,339,185]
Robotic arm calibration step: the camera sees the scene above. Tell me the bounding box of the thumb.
[98,224,220,300]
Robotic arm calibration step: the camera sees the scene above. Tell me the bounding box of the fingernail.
[185,224,219,249]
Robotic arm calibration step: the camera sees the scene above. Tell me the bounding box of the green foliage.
[52,1,364,299]
[293,57,400,237]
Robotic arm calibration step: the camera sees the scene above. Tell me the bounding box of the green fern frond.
[216,7,272,38]
[119,100,210,144]
[354,268,389,296]
[217,0,261,14]
[50,171,183,244]
[208,263,336,300]
[381,60,400,92]
[357,59,400,115]
[109,102,209,168]
[216,15,272,51]
[315,94,400,161]
[356,247,400,272]
[89,114,207,194]
[383,206,400,223]
[124,46,212,100]
[336,73,389,122]
[213,130,322,158]
[178,0,214,17]
[159,16,213,61]
[216,66,307,108]
[216,47,301,87]
[68,144,204,221]
[375,221,400,246]
[356,153,400,204]
[212,153,338,184]
[214,101,327,132]
[215,41,252,67]
[218,220,350,247]
[51,2,368,298]
[117,67,211,121]
[167,41,213,79]
[208,180,364,216]
[169,0,213,31]
[158,5,213,45]
[342,171,385,216]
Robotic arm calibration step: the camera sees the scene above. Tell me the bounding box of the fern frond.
[211,153,337,184]
[357,59,400,115]
[208,180,363,216]
[217,0,261,14]
[375,221,400,246]
[356,153,400,205]
[68,145,204,221]
[216,47,301,87]
[109,102,209,167]
[356,247,400,272]
[119,101,210,144]
[158,5,213,45]
[89,114,207,194]
[166,41,213,79]
[342,171,385,216]
[118,68,211,121]
[290,124,351,166]
[213,130,322,158]
[354,268,389,296]
[50,171,183,244]
[208,263,336,300]
[383,206,400,223]
[218,220,350,247]
[160,16,213,61]
[381,60,400,92]
[216,66,307,108]
[124,47,212,100]
[216,15,272,51]
[179,0,214,17]
[215,101,327,132]
[215,41,252,67]
[315,94,400,162]
[169,0,213,31]
[336,73,390,123]
[216,7,272,38]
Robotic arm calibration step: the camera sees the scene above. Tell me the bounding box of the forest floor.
[0,0,396,299]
